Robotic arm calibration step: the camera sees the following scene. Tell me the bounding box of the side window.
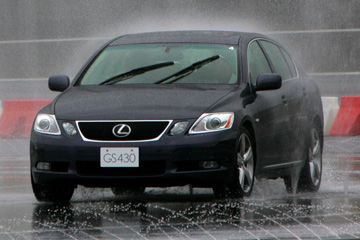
[259,40,292,80]
[281,49,297,78]
[247,41,272,86]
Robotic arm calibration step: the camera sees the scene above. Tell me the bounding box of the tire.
[213,127,256,198]
[111,187,145,197]
[31,174,74,203]
[284,124,322,193]
[284,176,295,193]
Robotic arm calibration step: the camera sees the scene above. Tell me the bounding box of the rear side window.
[259,40,292,80]
[281,49,297,78]
[247,41,272,86]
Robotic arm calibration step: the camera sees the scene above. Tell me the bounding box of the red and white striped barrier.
[322,97,340,135]
[0,97,358,139]
[330,96,360,136]
[0,100,2,124]
[322,96,360,136]
[0,100,51,138]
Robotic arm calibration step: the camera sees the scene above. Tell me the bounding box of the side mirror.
[48,75,70,92]
[255,74,282,91]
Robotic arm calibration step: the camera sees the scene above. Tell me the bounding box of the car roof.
[109,31,268,45]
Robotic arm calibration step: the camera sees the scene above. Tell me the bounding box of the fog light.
[170,121,189,135]
[62,122,77,136]
[37,162,51,171]
[200,161,219,169]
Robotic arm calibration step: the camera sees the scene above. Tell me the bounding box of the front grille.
[76,160,166,176]
[77,121,171,142]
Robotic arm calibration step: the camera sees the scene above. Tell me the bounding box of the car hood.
[54,85,236,120]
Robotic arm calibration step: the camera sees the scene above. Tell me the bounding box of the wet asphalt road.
[0,137,360,239]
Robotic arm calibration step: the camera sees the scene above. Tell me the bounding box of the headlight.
[34,114,61,135]
[189,112,234,134]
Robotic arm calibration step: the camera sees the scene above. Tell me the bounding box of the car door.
[280,47,308,160]
[246,40,291,170]
[259,40,304,164]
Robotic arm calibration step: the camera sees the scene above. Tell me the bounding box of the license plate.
[100,147,139,168]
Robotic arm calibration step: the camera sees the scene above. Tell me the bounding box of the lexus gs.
[30,31,323,202]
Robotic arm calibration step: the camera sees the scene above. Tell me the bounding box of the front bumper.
[30,130,238,188]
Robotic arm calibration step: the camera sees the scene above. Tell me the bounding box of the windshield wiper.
[154,55,220,84]
[99,61,175,85]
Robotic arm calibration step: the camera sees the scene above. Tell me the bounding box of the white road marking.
[27,219,81,240]
[247,203,303,240]
[98,212,149,239]
[133,209,192,239]
[151,204,217,240]
[215,211,273,240]
[101,229,123,240]
[307,216,341,239]
[261,203,322,240]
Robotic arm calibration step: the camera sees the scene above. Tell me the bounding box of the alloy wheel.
[237,133,254,193]
[309,128,321,186]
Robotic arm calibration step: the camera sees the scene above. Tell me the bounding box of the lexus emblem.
[112,124,131,138]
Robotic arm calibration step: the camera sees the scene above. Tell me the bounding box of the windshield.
[78,43,238,85]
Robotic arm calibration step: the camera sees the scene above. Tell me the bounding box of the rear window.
[78,43,238,85]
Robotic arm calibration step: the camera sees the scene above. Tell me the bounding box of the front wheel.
[284,125,322,193]
[31,174,74,203]
[213,127,255,198]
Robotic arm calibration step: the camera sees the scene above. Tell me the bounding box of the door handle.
[303,87,307,97]
[281,95,288,105]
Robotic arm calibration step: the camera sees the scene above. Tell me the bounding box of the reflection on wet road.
[0,137,360,239]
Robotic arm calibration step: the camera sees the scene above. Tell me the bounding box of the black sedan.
[30,31,323,202]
